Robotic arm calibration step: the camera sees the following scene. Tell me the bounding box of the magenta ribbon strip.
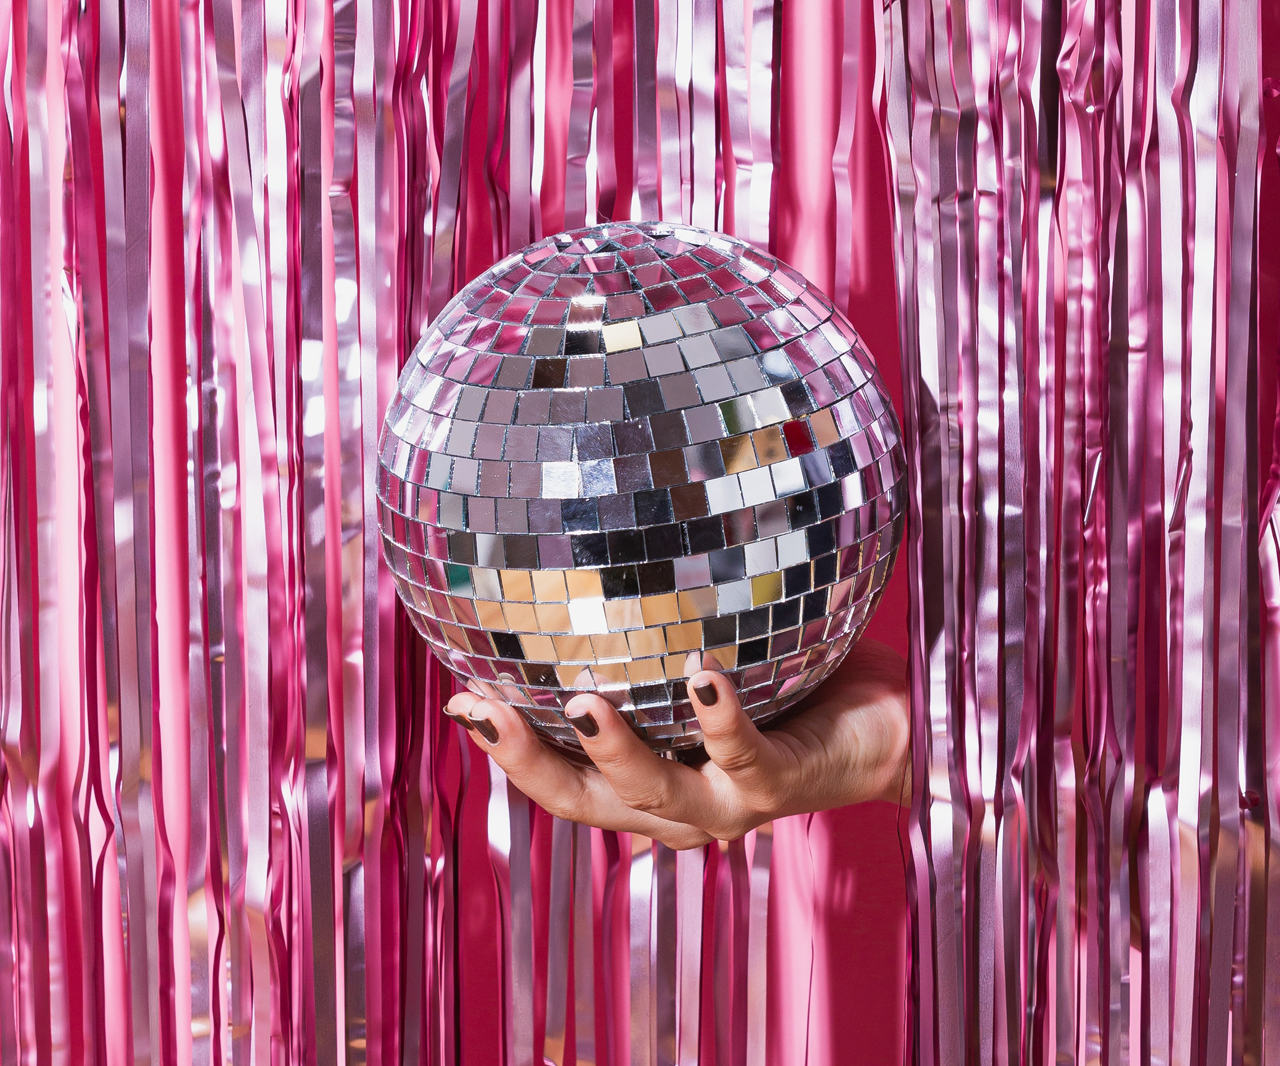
[563,0,596,230]
[631,0,660,219]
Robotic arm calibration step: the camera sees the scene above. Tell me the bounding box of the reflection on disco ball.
[377,222,906,752]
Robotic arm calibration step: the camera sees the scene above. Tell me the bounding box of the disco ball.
[377,222,906,752]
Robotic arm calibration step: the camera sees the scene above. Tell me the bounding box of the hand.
[445,638,911,851]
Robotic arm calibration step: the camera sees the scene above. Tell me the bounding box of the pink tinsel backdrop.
[0,0,1276,1061]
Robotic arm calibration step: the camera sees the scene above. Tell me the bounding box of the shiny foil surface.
[0,0,1276,1060]
[378,222,905,750]
[885,0,1279,1056]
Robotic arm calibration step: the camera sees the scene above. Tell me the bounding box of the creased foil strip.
[6,0,1271,1061]
[882,0,1272,1057]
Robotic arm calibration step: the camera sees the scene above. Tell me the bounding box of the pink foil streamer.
[654,0,681,221]
[883,0,1273,1057]
[744,827,770,1066]
[675,846,703,1065]
[2,0,1274,1062]
[744,0,774,249]
[629,839,654,1066]
[544,816,573,1064]
[571,822,595,1065]
[563,0,595,230]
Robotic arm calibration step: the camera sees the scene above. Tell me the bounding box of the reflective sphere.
[378,222,906,751]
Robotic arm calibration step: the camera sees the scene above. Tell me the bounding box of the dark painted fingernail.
[567,710,600,738]
[693,681,718,707]
[447,710,476,731]
[470,716,499,744]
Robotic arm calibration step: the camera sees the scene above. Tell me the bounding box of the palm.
[749,639,911,813]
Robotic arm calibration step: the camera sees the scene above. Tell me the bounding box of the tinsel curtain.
[887,0,1278,1056]
[0,0,1275,1063]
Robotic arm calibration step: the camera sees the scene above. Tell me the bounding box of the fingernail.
[693,681,718,707]
[470,716,499,744]
[447,710,476,731]
[566,709,599,738]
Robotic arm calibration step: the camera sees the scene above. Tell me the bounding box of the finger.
[563,692,716,826]
[461,673,525,706]
[572,666,625,709]
[446,689,482,729]
[459,679,496,702]
[645,823,717,851]
[682,650,724,679]
[492,671,526,706]
[687,670,778,785]
[463,697,713,846]
[463,697,590,805]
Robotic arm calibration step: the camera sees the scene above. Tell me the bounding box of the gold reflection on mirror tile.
[719,433,758,473]
[604,598,644,630]
[534,603,572,633]
[556,664,583,686]
[552,634,594,662]
[627,627,666,658]
[751,572,783,606]
[591,633,630,660]
[532,570,569,602]
[810,407,840,448]
[500,569,535,601]
[687,649,719,674]
[640,593,679,626]
[677,587,718,620]
[663,622,701,652]
[566,570,604,600]
[502,602,539,632]
[475,599,506,629]
[626,658,665,684]
[752,425,787,465]
[520,634,557,660]
[567,667,599,690]
[711,644,738,669]
[591,662,628,684]
[440,622,467,651]
[664,654,690,680]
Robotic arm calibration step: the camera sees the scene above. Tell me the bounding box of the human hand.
[445,638,911,850]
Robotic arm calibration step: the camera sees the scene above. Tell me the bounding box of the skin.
[446,638,911,851]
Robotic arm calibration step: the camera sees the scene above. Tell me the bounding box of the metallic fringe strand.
[0,0,1275,1061]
